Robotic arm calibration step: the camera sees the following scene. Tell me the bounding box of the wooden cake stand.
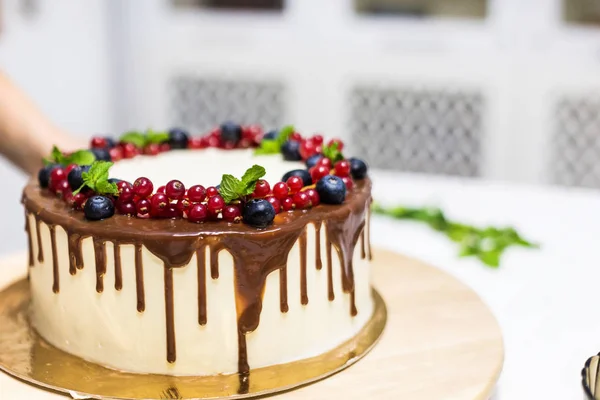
[0,249,503,400]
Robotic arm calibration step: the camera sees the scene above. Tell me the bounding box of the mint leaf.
[43,145,68,165]
[146,129,169,144]
[240,164,266,195]
[254,125,295,155]
[322,142,344,163]
[219,174,242,204]
[66,150,96,166]
[74,161,114,195]
[120,131,146,148]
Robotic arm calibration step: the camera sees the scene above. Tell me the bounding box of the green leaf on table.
[372,202,539,268]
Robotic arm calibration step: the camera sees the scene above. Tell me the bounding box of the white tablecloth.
[1,170,597,399]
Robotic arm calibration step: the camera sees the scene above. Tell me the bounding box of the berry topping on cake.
[168,128,190,149]
[188,203,209,223]
[305,154,322,169]
[165,180,185,200]
[38,164,59,188]
[348,157,368,180]
[84,195,115,221]
[90,147,112,162]
[188,185,207,202]
[133,177,153,198]
[282,169,312,187]
[316,175,346,205]
[281,140,302,161]
[243,199,276,228]
[67,165,90,191]
[220,122,243,145]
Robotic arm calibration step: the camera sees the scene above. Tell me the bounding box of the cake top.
[34,123,369,229]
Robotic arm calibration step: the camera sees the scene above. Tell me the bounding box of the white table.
[1,170,597,399]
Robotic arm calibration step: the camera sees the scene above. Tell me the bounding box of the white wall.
[0,0,113,255]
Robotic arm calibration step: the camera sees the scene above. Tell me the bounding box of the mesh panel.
[169,77,286,133]
[348,86,484,177]
[550,95,600,188]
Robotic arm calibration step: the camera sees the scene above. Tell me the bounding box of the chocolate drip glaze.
[93,238,107,293]
[35,218,43,263]
[49,226,59,293]
[67,233,84,274]
[114,244,123,291]
[299,229,308,305]
[25,213,34,267]
[279,265,288,313]
[360,231,366,260]
[22,178,373,389]
[197,248,207,325]
[367,203,373,260]
[164,266,176,363]
[315,222,322,271]
[134,244,145,312]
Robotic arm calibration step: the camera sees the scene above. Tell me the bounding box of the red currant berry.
[206,186,219,198]
[188,185,207,202]
[188,203,208,223]
[49,167,66,190]
[334,160,351,177]
[188,137,203,149]
[312,134,324,145]
[121,143,139,159]
[63,191,74,205]
[65,163,78,176]
[305,189,320,206]
[73,193,88,210]
[267,196,281,213]
[317,157,332,169]
[242,125,262,141]
[156,185,166,194]
[281,196,294,211]
[165,180,185,200]
[109,147,123,162]
[200,137,211,148]
[293,192,311,209]
[160,204,182,219]
[223,205,242,223]
[290,132,302,142]
[252,179,270,198]
[310,165,330,183]
[90,137,107,149]
[327,138,344,151]
[221,141,236,150]
[286,176,303,194]
[238,138,252,148]
[150,193,169,215]
[136,199,151,218]
[209,128,220,138]
[342,176,354,191]
[116,181,133,200]
[143,143,160,155]
[272,182,289,200]
[207,136,221,148]
[299,139,318,160]
[159,143,171,153]
[207,195,225,213]
[176,197,192,218]
[117,200,136,216]
[133,177,154,198]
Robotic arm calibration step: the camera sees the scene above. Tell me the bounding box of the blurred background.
[0,0,599,254]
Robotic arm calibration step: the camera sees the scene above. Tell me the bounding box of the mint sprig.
[322,142,344,163]
[120,129,169,148]
[218,165,266,203]
[43,146,96,166]
[254,125,295,155]
[73,161,118,196]
[372,203,538,268]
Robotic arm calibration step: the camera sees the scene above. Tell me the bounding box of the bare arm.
[0,71,82,176]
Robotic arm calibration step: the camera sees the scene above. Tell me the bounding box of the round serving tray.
[0,249,503,400]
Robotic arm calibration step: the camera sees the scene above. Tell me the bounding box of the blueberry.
[263,130,278,140]
[168,128,189,149]
[104,137,117,149]
[316,175,346,205]
[305,154,322,169]
[243,199,276,228]
[90,148,112,162]
[281,140,302,161]
[84,195,115,221]
[282,169,312,187]
[38,164,60,188]
[68,165,91,191]
[349,157,368,180]
[220,121,242,144]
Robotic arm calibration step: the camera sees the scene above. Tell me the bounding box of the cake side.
[23,178,373,376]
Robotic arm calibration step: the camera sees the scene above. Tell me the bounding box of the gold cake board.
[0,249,503,400]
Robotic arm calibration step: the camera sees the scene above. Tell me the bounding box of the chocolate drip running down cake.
[22,125,374,391]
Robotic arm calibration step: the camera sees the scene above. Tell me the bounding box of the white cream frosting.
[27,150,374,375]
